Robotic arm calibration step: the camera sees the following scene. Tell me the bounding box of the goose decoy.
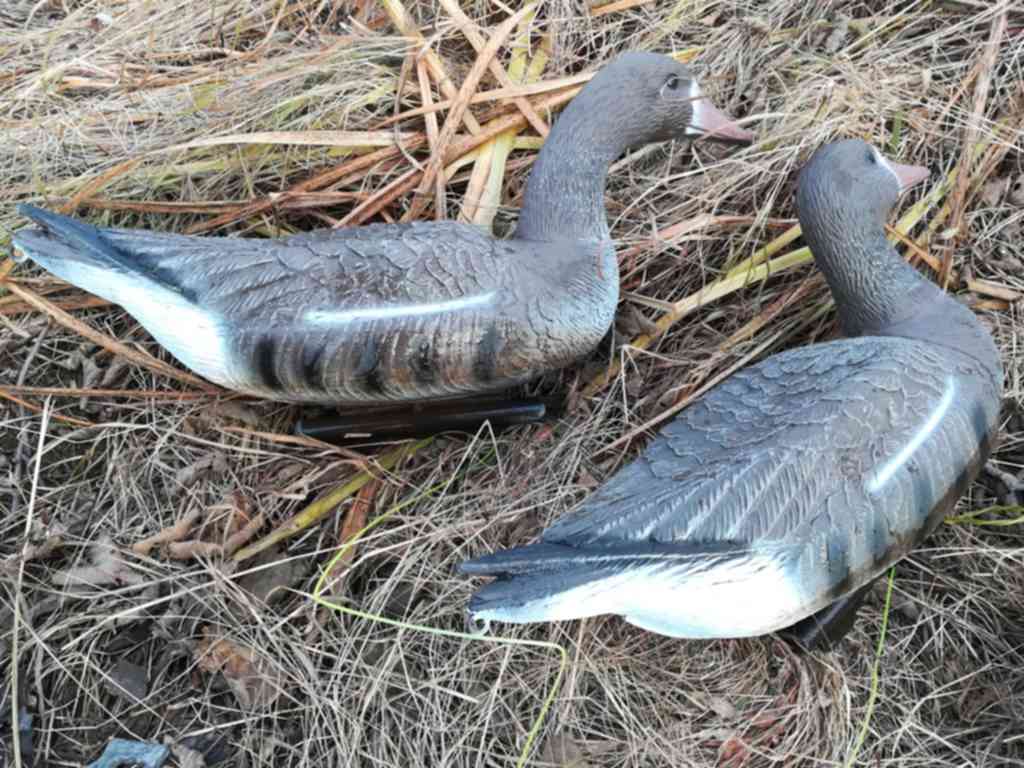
[11,52,752,441]
[460,139,1003,648]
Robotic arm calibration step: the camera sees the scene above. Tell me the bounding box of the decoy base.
[295,395,563,445]
[777,583,873,653]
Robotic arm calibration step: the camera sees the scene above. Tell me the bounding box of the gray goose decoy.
[12,52,752,438]
[461,139,1003,647]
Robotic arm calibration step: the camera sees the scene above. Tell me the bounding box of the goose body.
[12,52,752,405]
[461,140,1003,639]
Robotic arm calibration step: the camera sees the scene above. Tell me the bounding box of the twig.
[415,53,444,219]
[0,389,93,427]
[403,5,534,222]
[436,0,548,137]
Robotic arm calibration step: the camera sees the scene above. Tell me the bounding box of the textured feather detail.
[463,336,1001,637]
[12,208,620,403]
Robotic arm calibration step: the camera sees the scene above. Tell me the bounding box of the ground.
[1,1,1023,766]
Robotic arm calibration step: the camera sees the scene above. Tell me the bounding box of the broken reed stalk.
[463,15,548,224]
[415,55,445,219]
[379,0,483,135]
[403,4,535,221]
[436,0,548,138]
[231,438,431,562]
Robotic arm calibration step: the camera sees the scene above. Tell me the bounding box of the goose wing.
[93,220,519,322]
[544,336,993,554]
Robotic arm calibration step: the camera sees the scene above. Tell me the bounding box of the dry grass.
[2,1,1024,766]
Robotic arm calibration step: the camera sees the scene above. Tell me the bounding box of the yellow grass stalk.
[461,15,546,224]
[231,438,430,562]
[404,4,535,222]
[379,0,482,135]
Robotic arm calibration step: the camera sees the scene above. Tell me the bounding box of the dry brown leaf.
[195,629,284,710]
[175,453,228,489]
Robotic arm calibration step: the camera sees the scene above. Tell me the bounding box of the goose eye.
[867,150,877,164]
[665,75,681,90]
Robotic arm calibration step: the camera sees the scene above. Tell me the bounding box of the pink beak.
[692,98,755,145]
[888,159,930,192]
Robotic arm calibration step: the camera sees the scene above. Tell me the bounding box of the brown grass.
[2,1,1023,766]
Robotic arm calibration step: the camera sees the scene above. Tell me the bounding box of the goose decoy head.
[588,51,754,146]
[797,138,929,226]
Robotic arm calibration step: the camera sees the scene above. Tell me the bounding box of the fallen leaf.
[52,536,146,588]
[1009,175,1024,207]
[980,176,1010,207]
[104,659,148,704]
[536,732,589,767]
[175,453,228,489]
[195,629,284,710]
[236,547,305,607]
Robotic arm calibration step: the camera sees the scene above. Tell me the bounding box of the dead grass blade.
[403,5,534,222]
[231,439,429,562]
[437,0,548,138]
[591,0,655,16]
[160,130,421,153]
[0,388,94,427]
[944,4,1008,288]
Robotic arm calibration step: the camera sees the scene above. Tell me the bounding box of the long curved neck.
[514,89,632,243]
[807,220,1001,378]
[808,222,933,336]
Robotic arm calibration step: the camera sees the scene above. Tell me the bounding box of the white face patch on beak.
[874,146,902,188]
[685,79,705,137]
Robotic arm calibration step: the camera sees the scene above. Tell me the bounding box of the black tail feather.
[16,203,126,267]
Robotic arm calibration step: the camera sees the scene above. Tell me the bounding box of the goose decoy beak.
[888,159,930,193]
[689,86,755,145]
